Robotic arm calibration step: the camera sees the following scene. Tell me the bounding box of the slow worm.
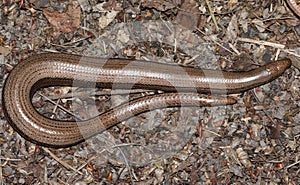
[286,0,300,17]
[2,53,291,147]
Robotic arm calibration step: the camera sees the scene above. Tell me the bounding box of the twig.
[37,92,83,120]
[204,0,219,31]
[42,147,83,175]
[76,155,98,171]
[237,37,285,49]
[204,129,222,137]
[250,90,277,125]
[45,89,153,100]
[0,159,3,185]
[282,48,300,58]
[229,43,241,55]
[51,99,60,119]
[44,163,48,184]
[50,36,91,47]
[286,160,300,169]
[196,28,234,55]
[237,37,300,60]
[98,134,135,182]
[0,157,22,162]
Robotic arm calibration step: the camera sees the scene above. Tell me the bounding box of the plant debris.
[0,0,299,184]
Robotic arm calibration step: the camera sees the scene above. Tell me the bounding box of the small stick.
[43,147,83,175]
[204,0,219,31]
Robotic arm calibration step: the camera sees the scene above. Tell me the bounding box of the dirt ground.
[0,0,299,184]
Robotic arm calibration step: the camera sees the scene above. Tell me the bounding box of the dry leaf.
[175,0,200,29]
[0,46,10,56]
[94,1,120,29]
[225,14,238,42]
[30,0,50,9]
[228,0,238,8]
[141,0,180,11]
[98,10,119,29]
[252,19,266,33]
[43,2,81,33]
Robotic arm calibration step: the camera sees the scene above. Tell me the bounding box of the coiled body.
[287,0,300,17]
[2,53,291,147]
